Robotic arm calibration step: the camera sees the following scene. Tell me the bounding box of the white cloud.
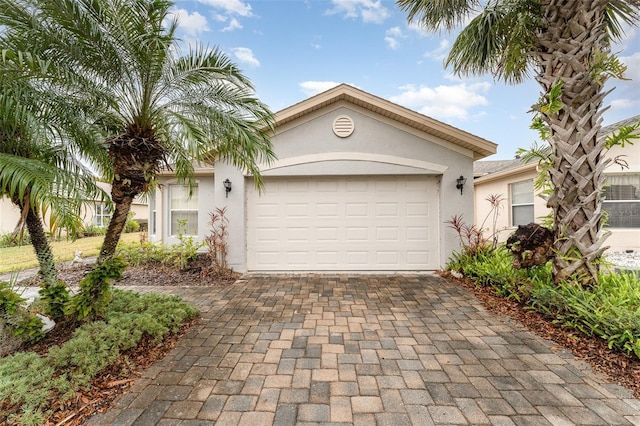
[608,97,640,113]
[423,39,450,61]
[620,51,640,82]
[231,47,260,67]
[326,0,390,24]
[299,81,342,96]
[385,27,405,50]
[169,8,209,37]
[221,17,242,32]
[389,82,491,121]
[197,0,253,17]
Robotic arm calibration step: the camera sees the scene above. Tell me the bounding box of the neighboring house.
[91,182,149,231]
[150,84,497,272]
[0,181,148,234]
[474,115,640,252]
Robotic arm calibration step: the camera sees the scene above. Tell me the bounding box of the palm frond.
[396,0,481,32]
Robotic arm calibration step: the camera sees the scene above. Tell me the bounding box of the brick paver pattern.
[88,274,640,425]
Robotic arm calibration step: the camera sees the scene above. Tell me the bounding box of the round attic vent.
[332,115,355,138]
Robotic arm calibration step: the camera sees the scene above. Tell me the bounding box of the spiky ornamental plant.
[398,0,640,286]
[0,0,276,266]
[0,51,109,318]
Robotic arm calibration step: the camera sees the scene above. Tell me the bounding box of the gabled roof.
[273,84,497,160]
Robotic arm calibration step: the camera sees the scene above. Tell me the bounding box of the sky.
[171,0,640,160]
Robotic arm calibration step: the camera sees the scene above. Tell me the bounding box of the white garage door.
[246,175,439,271]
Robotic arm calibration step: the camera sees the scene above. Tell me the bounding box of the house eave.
[474,163,537,184]
[273,84,497,160]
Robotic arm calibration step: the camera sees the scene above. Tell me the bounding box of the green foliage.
[604,118,640,150]
[448,247,640,358]
[82,223,107,236]
[590,49,629,85]
[0,281,44,349]
[0,289,198,425]
[116,240,172,266]
[66,257,127,321]
[38,280,69,320]
[0,231,30,248]
[169,220,205,270]
[124,212,140,233]
[532,272,640,357]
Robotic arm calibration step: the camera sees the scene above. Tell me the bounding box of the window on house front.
[603,174,640,228]
[94,203,111,228]
[510,179,534,226]
[149,191,157,235]
[170,184,198,236]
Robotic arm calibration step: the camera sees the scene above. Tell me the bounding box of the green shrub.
[448,246,640,358]
[116,240,172,266]
[531,271,640,357]
[0,232,30,248]
[81,224,107,237]
[169,220,205,269]
[0,290,198,425]
[0,281,44,351]
[66,257,127,321]
[124,212,140,233]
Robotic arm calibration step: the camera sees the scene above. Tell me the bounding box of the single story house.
[474,115,640,252]
[0,181,148,235]
[150,84,497,272]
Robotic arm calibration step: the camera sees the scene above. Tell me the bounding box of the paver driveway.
[88,274,640,425]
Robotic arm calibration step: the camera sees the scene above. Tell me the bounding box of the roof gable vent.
[333,115,355,138]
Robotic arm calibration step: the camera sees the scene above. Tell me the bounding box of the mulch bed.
[439,271,640,399]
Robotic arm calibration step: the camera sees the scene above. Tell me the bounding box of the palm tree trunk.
[97,192,134,264]
[535,0,609,286]
[24,206,57,288]
[23,203,69,319]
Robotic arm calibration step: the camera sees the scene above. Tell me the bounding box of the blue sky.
[171,0,640,160]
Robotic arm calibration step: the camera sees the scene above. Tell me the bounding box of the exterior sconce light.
[456,175,467,195]
[223,178,232,198]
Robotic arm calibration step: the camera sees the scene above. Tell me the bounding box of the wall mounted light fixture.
[456,175,467,195]
[223,178,232,198]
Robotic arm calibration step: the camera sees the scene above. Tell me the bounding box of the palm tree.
[0,51,109,318]
[397,0,640,286]
[0,0,276,264]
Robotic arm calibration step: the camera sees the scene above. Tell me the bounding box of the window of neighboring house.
[603,174,640,228]
[510,179,534,226]
[149,191,157,235]
[93,203,111,228]
[170,184,198,236]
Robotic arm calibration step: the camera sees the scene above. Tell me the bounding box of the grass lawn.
[0,233,141,274]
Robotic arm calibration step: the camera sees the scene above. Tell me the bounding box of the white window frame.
[149,191,157,235]
[509,179,534,227]
[603,174,640,229]
[93,203,110,228]
[169,184,198,236]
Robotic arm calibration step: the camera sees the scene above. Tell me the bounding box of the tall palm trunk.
[97,135,160,263]
[20,200,69,318]
[535,0,609,285]
[97,183,134,264]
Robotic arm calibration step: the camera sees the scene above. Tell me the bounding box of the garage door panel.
[406,202,429,217]
[247,175,439,271]
[376,227,399,241]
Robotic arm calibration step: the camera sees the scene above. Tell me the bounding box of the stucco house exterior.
[0,181,148,235]
[150,84,497,272]
[474,115,640,252]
